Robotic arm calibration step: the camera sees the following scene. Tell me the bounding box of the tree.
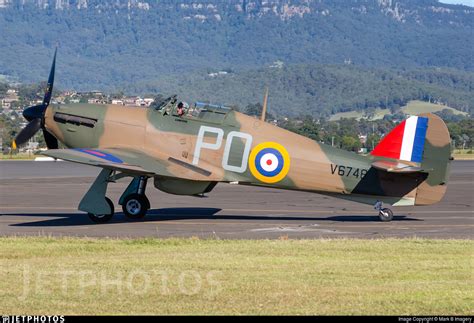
[364,107,376,119]
[366,133,381,151]
[0,83,8,97]
[297,115,320,141]
[18,82,45,102]
[389,104,401,114]
[341,135,361,152]
[244,103,263,117]
[110,91,125,100]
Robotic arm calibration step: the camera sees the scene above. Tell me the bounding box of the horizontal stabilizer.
[371,160,422,173]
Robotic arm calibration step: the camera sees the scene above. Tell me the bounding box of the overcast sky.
[439,0,474,6]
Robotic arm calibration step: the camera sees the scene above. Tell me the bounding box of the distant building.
[124,97,139,106]
[88,98,100,104]
[1,97,17,109]
[143,98,155,106]
[135,98,146,106]
[76,91,104,98]
[25,139,39,152]
[90,91,104,97]
[270,60,284,69]
[208,71,229,78]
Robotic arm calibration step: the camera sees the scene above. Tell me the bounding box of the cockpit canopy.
[157,95,232,124]
[187,102,231,123]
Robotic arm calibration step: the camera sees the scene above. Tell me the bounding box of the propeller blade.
[43,129,59,150]
[14,49,58,151]
[12,118,42,149]
[42,47,57,106]
[23,104,47,122]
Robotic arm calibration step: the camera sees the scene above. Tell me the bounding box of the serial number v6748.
[331,164,368,179]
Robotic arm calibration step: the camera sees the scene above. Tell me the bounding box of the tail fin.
[371,113,451,205]
[371,115,428,163]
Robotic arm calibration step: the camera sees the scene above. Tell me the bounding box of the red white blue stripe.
[400,116,428,162]
[371,116,428,163]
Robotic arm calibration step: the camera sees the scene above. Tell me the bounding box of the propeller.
[12,48,59,150]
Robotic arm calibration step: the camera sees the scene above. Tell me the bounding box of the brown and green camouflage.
[42,101,452,208]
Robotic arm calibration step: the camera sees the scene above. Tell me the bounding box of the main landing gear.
[374,200,394,222]
[120,177,150,220]
[78,169,151,223]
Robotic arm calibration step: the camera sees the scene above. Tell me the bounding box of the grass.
[329,100,468,121]
[1,153,36,160]
[402,100,468,116]
[329,108,389,121]
[452,149,474,160]
[0,237,472,315]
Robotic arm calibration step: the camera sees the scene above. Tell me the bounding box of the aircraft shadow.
[4,207,421,227]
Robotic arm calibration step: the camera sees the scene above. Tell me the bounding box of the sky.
[439,0,474,6]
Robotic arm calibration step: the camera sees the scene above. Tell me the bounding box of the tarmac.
[0,160,472,239]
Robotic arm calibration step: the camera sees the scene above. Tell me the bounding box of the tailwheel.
[88,197,115,223]
[378,208,394,222]
[122,193,150,220]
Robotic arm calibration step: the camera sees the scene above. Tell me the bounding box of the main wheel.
[122,194,150,220]
[88,197,115,223]
[378,208,394,222]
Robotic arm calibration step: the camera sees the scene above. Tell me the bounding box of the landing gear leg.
[79,169,115,223]
[119,176,150,220]
[374,200,393,222]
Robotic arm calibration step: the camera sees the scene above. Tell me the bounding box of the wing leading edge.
[41,148,215,180]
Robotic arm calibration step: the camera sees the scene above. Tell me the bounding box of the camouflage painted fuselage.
[44,103,450,207]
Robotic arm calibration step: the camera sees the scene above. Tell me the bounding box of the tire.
[379,208,394,222]
[122,194,150,220]
[88,197,115,223]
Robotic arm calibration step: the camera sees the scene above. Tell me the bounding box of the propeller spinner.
[12,48,59,150]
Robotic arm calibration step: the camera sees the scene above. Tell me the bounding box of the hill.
[330,100,468,121]
[128,65,474,117]
[0,0,473,91]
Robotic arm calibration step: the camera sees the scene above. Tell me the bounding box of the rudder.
[415,113,451,205]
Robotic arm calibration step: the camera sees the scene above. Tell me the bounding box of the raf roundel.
[248,142,291,184]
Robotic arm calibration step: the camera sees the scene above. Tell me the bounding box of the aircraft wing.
[41,148,217,180]
[371,160,423,173]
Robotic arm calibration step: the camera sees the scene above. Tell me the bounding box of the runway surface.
[0,160,472,239]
